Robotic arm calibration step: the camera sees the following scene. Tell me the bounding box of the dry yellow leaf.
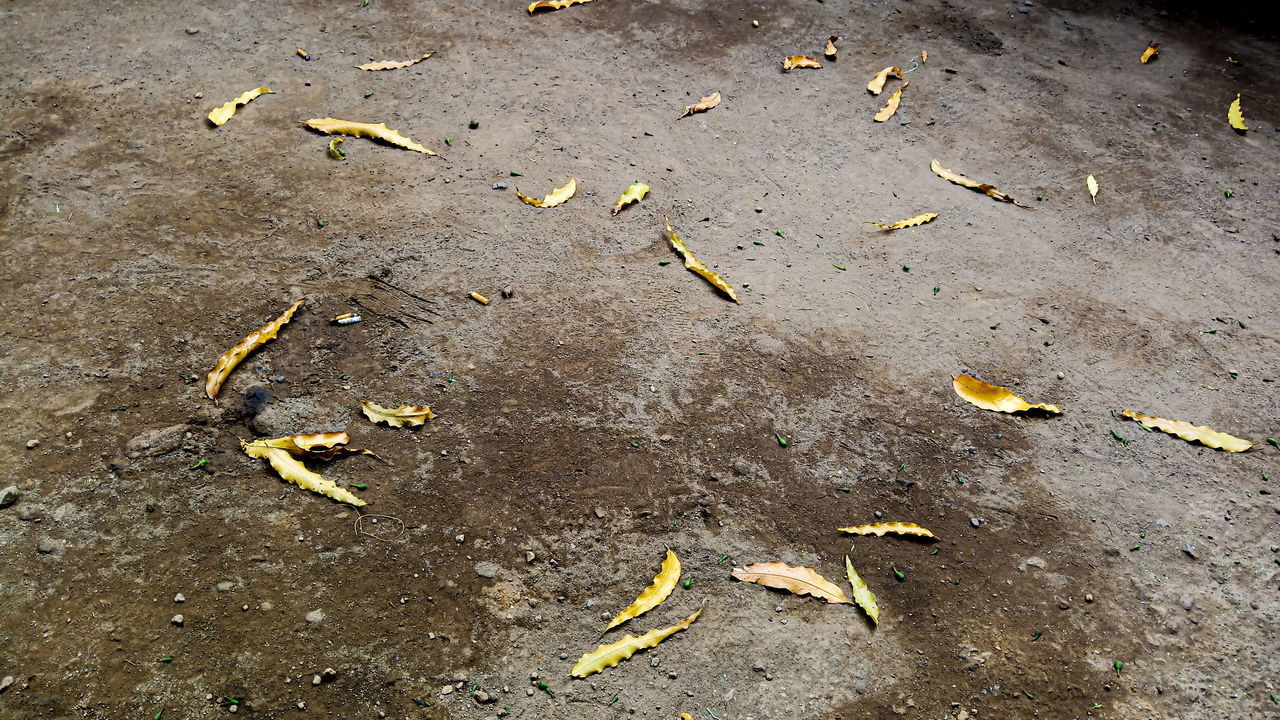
[205,298,304,403]
[872,212,937,230]
[606,549,681,631]
[681,715,695,720]
[1121,409,1253,452]
[677,91,721,119]
[1087,174,1099,204]
[1228,93,1247,131]
[874,81,908,122]
[300,118,436,155]
[208,87,272,126]
[930,159,1026,207]
[241,441,366,506]
[845,555,879,625]
[731,561,849,604]
[1141,42,1159,63]
[867,66,902,95]
[824,35,840,59]
[355,53,433,71]
[953,374,1061,415]
[664,217,739,303]
[839,522,936,539]
[470,292,490,305]
[517,177,576,208]
[361,401,435,428]
[612,182,650,215]
[783,55,822,70]
[243,432,376,461]
[571,608,702,678]
[529,0,595,13]
[921,50,928,64]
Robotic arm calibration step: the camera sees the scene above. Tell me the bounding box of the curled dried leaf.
[328,137,346,160]
[1121,409,1253,452]
[783,55,822,70]
[606,549,681,631]
[528,0,595,13]
[571,608,702,678]
[205,299,304,403]
[930,159,1027,207]
[355,53,433,71]
[731,561,849,604]
[953,374,1062,415]
[874,81,908,122]
[1087,174,1099,204]
[241,441,366,506]
[1140,43,1159,64]
[845,555,879,625]
[208,87,272,126]
[872,212,937,230]
[867,66,902,95]
[301,118,436,155]
[921,50,928,64]
[243,432,378,461]
[361,401,435,428]
[678,91,721,119]
[1228,93,1247,131]
[612,182,650,215]
[824,35,839,59]
[516,177,576,208]
[664,217,739,303]
[839,522,936,539]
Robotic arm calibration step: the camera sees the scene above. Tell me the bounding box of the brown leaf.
[678,91,721,119]
[930,159,1027,207]
[731,561,849,604]
[824,36,839,60]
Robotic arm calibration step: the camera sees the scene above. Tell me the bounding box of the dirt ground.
[1,0,1278,718]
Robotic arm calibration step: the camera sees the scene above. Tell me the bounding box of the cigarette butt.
[470,292,489,305]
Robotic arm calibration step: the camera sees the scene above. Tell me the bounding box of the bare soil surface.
[2,1,1278,719]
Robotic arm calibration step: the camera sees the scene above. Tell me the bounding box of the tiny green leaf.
[839,487,850,493]
[892,566,905,581]
[316,219,325,228]
[683,577,692,588]
[1267,438,1278,448]
[157,657,172,663]
[1114,660,1123,675]
[363,91,373,98]
[629,441,639,448]
[933,285,940,294]
[718,554,729,564]
[469,120,479,129]
[1024,690,1035,699]
[776,433,787,447]
[190,459,206,470]
[930,548,939,555]
[444,137,451,146]
[1111,431,1128,446]
[658,259,670,265]
[644,131,653,136]
[833,263,846,271]
[353,484,367,490]
[510,171,522,176]
[774,230,784,238]
[753,240,764,246]
[1032,629,1042,640]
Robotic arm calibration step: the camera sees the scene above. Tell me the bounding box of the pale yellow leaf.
[867,66,902,95]
[874,81,907,122]
[731,561,849,604]
[930,159,1027,207]
[205,299,304,403]
[529,0,595,13]
[361,401,435,428]
[241,441,366,506]
[208,87,272,126]
[678,91,722,120]
[1228,93,1248,131]
[953,374,1062,415]
[242,432,376,461]
[612,182,650,215]
[1121,409,1253,452]
[571,608,702,678]
[606,549,680,631]
[782,55,821,70]
[355,53,433,71]
[1140,43,1159,63]
[516,177,576,208]
[664,217,739,303]
[871,212,937,230]
[845,555,879,625]
[1087,174,1099,204]
[839,522,936,539]
[300,118,436,155]
[824,36,840,60]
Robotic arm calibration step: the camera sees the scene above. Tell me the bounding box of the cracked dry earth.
[1,1,1278,719]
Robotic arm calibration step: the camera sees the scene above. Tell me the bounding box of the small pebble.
[37,537,59,554]
[305,610,325,623]
[216,581,234,592]
[1056,597,1071,610]
[559,652,568,660]
[751,19,759,27]
[1057,371,1065,379]
[526,687,535,696]
[194,92,204,99]
[441,685,454,695]
[492,182,507,190]
[455,534,466,544]
[260,601,274,611]
[26,439,39,449]
[1182,542,1198,559]
[754,207,763,213]
[229,705,237,714]
[1181,595,1193,611]
[1085,593,1094,603]
[174,593,186,603]
[970,517,982,528]
[17,506,42,521]
[874,510,883,519]
[185,28,199,34]
[0,485,19,508]
[312,675,322,686]
[171,614,184,626]
[525,551,536,563]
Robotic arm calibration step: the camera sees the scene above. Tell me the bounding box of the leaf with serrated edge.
[678,91,721,120]
[362,401,435,428]
[953,374,1062,415]
[1140,43,1159,63]
[874,81,908,122]
[528,0,595,13]
[241,441,365,506]
[1087,174,1099,204]
[1121,409,1252,452]
[206,299,303,403]
[612,182,650,215]
[355,53,433,71]
[783,55,821,70]
[930,159,1027,207]
[872,212,937,230]
[664,218,739,303]
[300,118,436,155]
[571,608,701,678]
[731,562,849,604]
[517,177,576,208]
[825,36,839,59]
[845,555,879,625]
[208,87,272,126]
[1228,93,1247,131]
[839,522,937,539]
[867,66,902,95]
[243,432,377,461]
[606,549,680,631]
